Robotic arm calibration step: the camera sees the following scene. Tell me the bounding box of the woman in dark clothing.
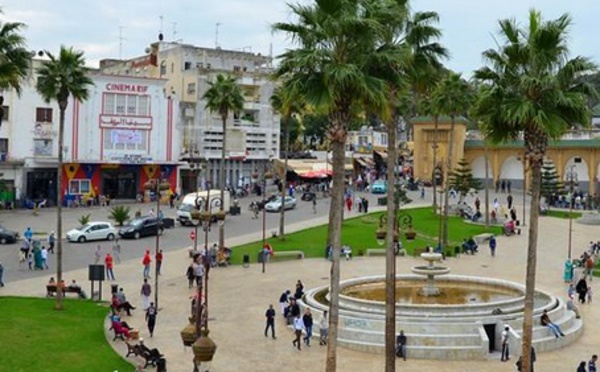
[576,277,588,304]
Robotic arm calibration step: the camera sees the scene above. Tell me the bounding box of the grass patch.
[230,207,491,264]
[545,210,582,219]
[0,297,132,372]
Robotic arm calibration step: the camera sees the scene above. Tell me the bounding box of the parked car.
[0,224,18,244]
[265,196,297,212]
[67,221,117,243]
[371,180,388,194]
[256,194,279,210]
[119,216,164,239]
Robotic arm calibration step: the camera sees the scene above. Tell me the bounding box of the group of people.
[18,227,56,271]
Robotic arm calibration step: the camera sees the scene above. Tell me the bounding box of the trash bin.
[111,284,118,295]
[156,357,166,372]
[243,254,250,268]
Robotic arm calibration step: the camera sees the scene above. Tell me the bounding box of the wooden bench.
[46,285,82,298]
[271,250,305,261]
[366,248,386,256]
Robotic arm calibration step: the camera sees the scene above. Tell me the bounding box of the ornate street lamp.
[375,213,416,247]
[566,164,578,260]
[143,177,170,309]
[261,161,274,274]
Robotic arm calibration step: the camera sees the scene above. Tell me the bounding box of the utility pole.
[215,22,222,48]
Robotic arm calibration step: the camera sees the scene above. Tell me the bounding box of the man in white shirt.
[292,314,305,350]
[501,325,510,361]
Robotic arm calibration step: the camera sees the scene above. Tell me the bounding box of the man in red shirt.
[155,249,163,276]
[142,250,152,279]
[105,253,115,281]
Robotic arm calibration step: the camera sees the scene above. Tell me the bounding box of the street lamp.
[566,164,578,260]
[187,148,204,253]
[375,212,416,247]
[261,159,274,274]
[143,178,170,309]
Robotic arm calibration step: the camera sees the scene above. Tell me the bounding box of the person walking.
[23,227,33,243]
[41,246,49,269]
[292,314,305,350]
[279,290,291,316]
[193,259,204,287]
[105,253,115,281]
[500,325,510,361]
[589,355,597,372]
[489,236,497,257]
[94,245,102,264]
[396,330,407,360]
[140,279,152,311]
[155,249,163,276]
[145,302,157,337]
[507,180,512,194]
[47,231,55,254]
[142,250,152,279]
[312,198,317,214]
[302,308,313,346]
[319,310,328,346]
[576,277,589,304]
[186,263,195,289]
[500,179,506,193]
[112,238,121,264]
[507,194,513,209]
[474,197,481,212]
[578,361,587,372]
[495,179,500,193]
[264,304,276,339]
[0,261,4,287]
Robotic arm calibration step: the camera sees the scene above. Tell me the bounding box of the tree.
[274,1,389,369]
[431,72,473,250]
[448,158,481,203]
[36,46,93,310]
[202,73,244,250]
[302,113,328,148]
[473,10,598,371]
[0,12,30,127]
[108,205,131,226]
[540,161,563,201]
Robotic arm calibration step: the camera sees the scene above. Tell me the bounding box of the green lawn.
[230,207,493,264]
[544,209,583,219]
[0,297,132,372]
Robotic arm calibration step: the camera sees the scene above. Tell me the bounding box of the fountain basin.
[411,266,450,276]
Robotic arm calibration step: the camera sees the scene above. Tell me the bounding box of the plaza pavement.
[2,195,599,371]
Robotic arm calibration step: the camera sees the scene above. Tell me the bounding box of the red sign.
[190,231,196,241]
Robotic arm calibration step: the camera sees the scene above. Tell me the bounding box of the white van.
[176,189,231,226]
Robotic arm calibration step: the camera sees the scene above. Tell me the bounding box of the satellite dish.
[145,47,151,54]
[38,50,44,57]
[158,32,164,41]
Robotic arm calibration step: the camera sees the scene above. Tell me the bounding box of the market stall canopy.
[299,169,333,178]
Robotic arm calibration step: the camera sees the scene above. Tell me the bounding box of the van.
[176,189,231,226]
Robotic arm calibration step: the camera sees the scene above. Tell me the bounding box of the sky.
[1,0,598,75]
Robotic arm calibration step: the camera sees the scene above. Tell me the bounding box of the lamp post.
[187,149,203,253]
[261,160,274,274]
[566,164,578,260]
[143,178,170,309]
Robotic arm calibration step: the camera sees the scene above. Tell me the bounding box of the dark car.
[118,216,164,239]
[0,225,18,244]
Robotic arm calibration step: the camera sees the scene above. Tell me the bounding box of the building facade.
[0,64,181,206]
[100,41,280,194]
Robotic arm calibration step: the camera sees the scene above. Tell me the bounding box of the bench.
[46,285,82,298]
[473,233,494,245]
[271,250,305,261]
[366,249,386,257]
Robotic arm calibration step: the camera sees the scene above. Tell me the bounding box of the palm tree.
[36,46,93,310]
[431,72,473,250]
[274,1,389,369]
[202,73,244,250]
[473,11,597,371]
[0,12,31,126]
[270,83,304,240]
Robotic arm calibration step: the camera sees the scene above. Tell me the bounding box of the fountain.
[410,251,449,296]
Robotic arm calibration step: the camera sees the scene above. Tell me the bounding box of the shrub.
[77,213,91,226]
[108,205,131,226]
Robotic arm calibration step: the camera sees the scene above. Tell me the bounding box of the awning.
[374,150,388,159]
[299,169,333,178]
[354,157,369,167]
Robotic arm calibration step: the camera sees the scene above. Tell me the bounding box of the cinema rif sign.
[100,83,153,129]
[105,83,149,93]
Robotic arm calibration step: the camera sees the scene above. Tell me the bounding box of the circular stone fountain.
[299,257,582,360]
[410,252,449,296]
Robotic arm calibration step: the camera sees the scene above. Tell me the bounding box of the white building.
[0,62,181,206]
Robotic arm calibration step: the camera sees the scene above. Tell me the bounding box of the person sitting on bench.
[111,318,131,339]
[138,339,163,363]
[47,277,56,297]
[68,280,87,299]
[113,288,136,315]
[111,313,133,330]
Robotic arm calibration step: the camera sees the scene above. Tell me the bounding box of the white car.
[67,221,117,243]
[265,196,296,212]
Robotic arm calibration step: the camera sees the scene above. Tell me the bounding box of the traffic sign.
[190,231,196,241]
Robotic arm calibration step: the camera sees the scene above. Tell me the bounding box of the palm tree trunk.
[483,142,490,229]
[520,157,542,372]
[279,117,290,239]
[442,116,456,249]
[55,104,66,310]
[432,115,439,213]
[384,117,397,372]
[219,115,226,249]
[325,124,346,372]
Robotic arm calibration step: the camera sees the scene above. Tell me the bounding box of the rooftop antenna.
[171,21,178,42]
[215,22,222,49]
[159,15,164,34]
[118,26,126,59]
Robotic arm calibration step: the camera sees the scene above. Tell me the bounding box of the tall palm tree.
[270,83,304,240]
[473,11,597,371]
[274,1,389,369]
[202,73,244,250]
[431,72,473,250]
[36,46,93,310]
[0,13,31,126]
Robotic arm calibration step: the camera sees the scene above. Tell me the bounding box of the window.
[33,139,53,156]
[160,61,166,76]
[184,61,192,70]
[103,93,150,116]
[69,179,91,195]
[0,138,7,153]
[36,107,53,123]
[103,129,148,151]
[187,83,196,95]
[1,106,8,121]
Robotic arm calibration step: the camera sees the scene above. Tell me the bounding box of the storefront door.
[102,169,137,199]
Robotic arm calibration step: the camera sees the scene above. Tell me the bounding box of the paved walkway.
[2,199,599,371]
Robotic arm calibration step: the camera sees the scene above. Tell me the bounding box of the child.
[27,253,33,270]
[587,286,593,304]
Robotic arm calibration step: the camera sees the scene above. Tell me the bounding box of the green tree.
[108,205,131,226]
[302,113,328,148]
[540,161,563,201]
[0,12,30,124]
[448,158,481,203]
[36,46,93,310]
[202,73,244,250]
[473,11,598,371]
[274,1,389,369]
[431,72,473,250]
